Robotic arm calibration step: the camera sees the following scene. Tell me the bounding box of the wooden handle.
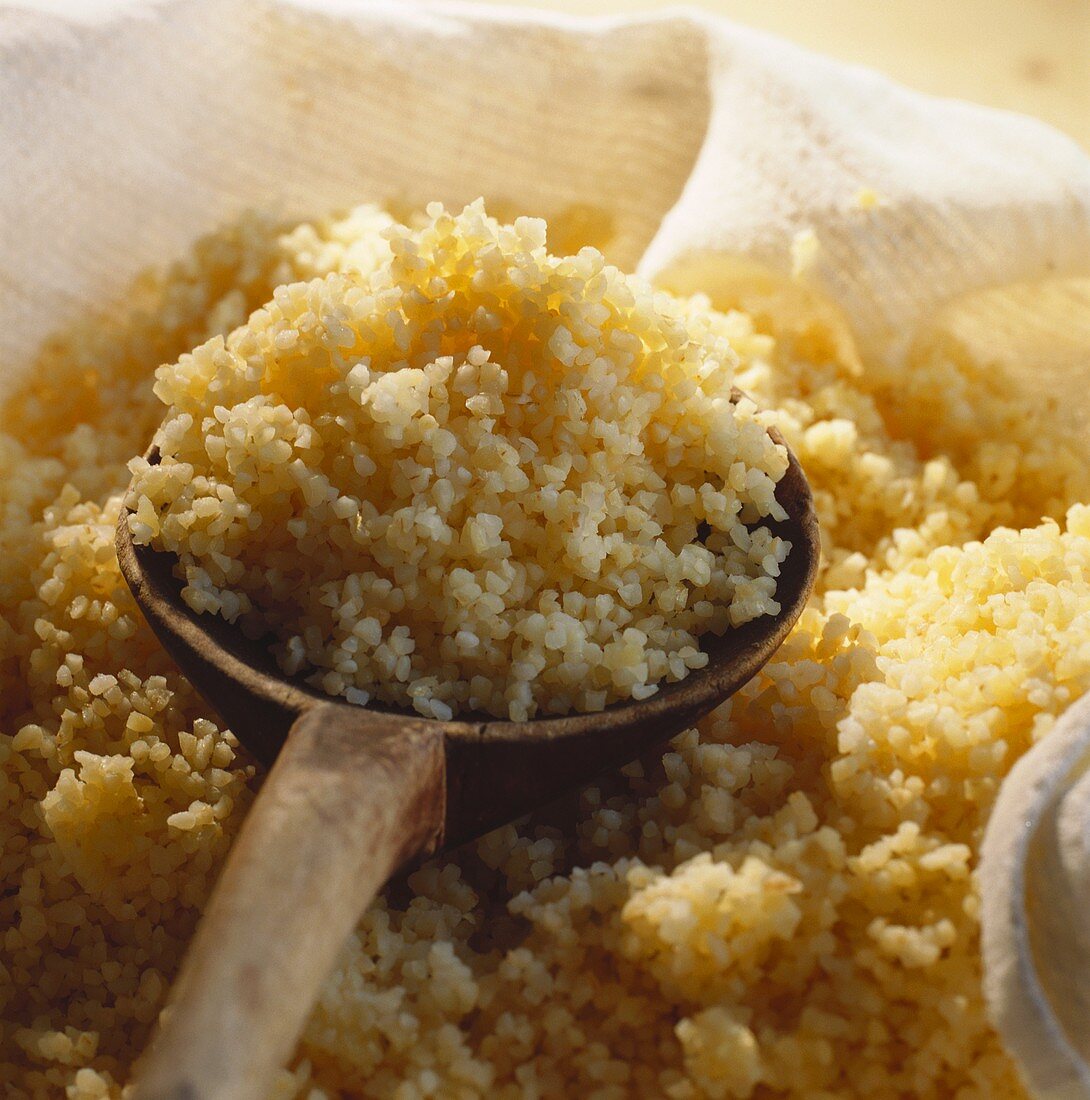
[130,702,446,1100]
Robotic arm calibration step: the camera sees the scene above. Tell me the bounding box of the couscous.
[126,202,791,722]
[3,201,1089,1099]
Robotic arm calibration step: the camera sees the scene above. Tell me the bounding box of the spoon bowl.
[117,418,818,1100]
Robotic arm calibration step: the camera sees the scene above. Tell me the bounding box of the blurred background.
[487,0,1090,149]
[15,0,1090,147]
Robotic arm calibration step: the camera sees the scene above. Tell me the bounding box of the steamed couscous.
[3,201,1090,1099]
[126,202,791,722]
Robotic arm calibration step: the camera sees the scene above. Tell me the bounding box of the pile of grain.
[2,202,1089,1099]
[126,202,790,721]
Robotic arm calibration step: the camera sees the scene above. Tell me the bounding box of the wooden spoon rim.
[116,418,817,750]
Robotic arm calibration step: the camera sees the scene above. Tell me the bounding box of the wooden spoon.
[116,421,818,1100]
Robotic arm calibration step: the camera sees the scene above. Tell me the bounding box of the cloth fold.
[3,2,1090,1095]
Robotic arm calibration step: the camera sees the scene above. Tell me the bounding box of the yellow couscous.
[3,201,1089,1099]
[127,202,791,721]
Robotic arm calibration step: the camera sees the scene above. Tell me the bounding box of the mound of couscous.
[126,202,791,721]
[3,202,1089,1099]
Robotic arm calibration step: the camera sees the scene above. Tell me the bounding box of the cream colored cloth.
[982,694,1090,1099]
[3,1,1090,1094]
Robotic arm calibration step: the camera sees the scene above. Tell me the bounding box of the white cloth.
[3,2,1090,1095]
[982,695,1090,1099]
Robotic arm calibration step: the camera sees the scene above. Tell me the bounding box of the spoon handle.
[130,701,446,1100]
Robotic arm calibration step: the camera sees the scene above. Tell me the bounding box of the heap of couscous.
[3,202,1089,1099]
[126,202,791,721]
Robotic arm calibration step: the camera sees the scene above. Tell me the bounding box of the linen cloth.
[2,1,1090,1094]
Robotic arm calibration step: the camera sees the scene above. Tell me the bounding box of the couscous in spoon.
[116,421,818,1100]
